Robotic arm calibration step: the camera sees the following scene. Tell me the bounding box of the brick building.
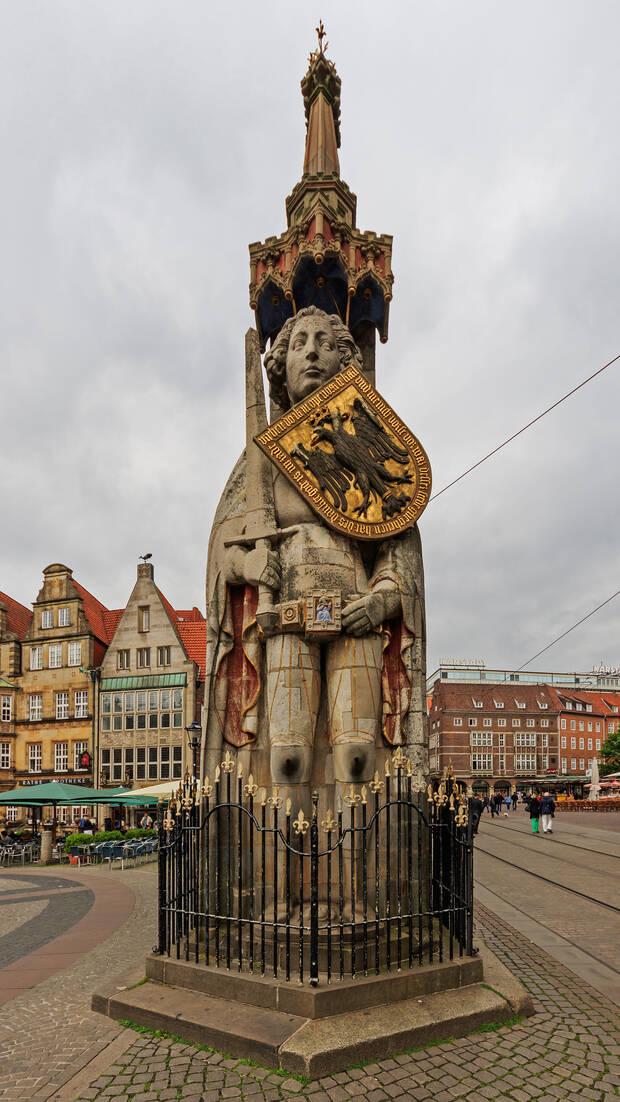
[0,592,32,792]
[430,678,620,793]
[97,561,205,789]
[429,681,560,793]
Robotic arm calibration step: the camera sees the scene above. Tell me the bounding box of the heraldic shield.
[255,366,432,540]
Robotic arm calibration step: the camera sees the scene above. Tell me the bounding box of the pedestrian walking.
[540,791,556,834]
[529,793,541,834]
[503,793,511,817]
[511,790,518,811]
[470,796,483,835]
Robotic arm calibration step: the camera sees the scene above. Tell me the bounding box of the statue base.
[92,945,532,1078]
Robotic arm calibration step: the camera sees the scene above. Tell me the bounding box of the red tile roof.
[431,682,557,712]
[177,621,206,681]
[102,609,124,638]
[72,579,114,644]
[175,607,204,623]
[546,686,620,716]
[0,591,32,639]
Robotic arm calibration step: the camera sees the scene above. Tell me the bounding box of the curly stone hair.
[264,306,363,412]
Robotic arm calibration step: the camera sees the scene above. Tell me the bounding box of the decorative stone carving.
[202,308,429,794]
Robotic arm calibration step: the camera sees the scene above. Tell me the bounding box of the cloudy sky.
[2,1,618,675]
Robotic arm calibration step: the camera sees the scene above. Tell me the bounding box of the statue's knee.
[333,743,375,783]
[270,744,312,785]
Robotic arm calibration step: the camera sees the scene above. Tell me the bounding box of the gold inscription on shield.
[255,366,432,540]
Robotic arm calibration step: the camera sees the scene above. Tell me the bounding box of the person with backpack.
[540,791,556,834]
[529,792,541,834]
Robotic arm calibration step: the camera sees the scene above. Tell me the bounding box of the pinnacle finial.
[316,19,328,56]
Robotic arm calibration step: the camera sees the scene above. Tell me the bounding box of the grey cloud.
[1,0,618,673]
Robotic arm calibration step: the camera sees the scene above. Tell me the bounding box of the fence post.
[466,806,474,956]
[155,801,167,955]
[310,790,319,987]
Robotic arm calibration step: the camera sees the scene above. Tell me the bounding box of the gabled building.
[97,561,205,788]
[0,592,32,791]
[15,564,116,789]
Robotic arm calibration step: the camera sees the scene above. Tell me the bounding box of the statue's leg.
[265,633,320,784]
[327,633,383,782]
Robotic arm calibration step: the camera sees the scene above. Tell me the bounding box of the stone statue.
[203,306,428,794]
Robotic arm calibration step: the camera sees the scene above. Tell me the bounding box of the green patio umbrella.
[0,780,102,805]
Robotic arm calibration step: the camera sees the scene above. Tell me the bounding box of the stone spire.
[301,31,341,177]
[248,27,394,375]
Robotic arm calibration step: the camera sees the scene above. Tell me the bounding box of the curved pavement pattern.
[0,817,619,1102]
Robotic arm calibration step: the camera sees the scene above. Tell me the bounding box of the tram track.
[478,817,620,860]
[474,841,620,913]
[474,879,620,979]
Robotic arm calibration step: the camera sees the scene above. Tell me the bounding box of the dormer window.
[516,701,526,709]
[586,704,592,713]
[538,702,548,709]
[493,700,504,709]
[473,700,483,709]
[566,701,573,709]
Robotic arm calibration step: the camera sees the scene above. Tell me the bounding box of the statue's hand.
[342,592,389,636]
[244,546,281,591]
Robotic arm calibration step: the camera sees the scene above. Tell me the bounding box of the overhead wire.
[428,351,620,503]
[516,589,620,670]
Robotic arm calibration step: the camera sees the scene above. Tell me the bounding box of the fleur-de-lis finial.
[163,814,175,831]
[202,776,213,798]
[267,785,282,811]
[293,808,309,835]
[221,750,235,773]
[344,784,361,807]
[369,771,384,795]
[243,773,258,798]
[321,808,336,832]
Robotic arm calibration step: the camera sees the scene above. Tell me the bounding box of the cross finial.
[316,19,328,55]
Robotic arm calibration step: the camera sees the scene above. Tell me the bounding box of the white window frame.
[471,751,493,773]
[1,696,11,723]
[30,646,43,671]
[29,743,42,773]
[483,718,492,728]
[579,758,585,770]
[512,719,521,727]
[74,690,88,719]
[41,609,53,629]
[137,647,151,668]
[0,742,11,768]
[54,741,69,773]
[68,641,82,667]
[471,732,492,747]
[526,719,535,728]
[514,753,536,772]
[58,607,71,627]
[541,719,549,728]
[453,717,462,727]
[497,718,506,727]
[117,649,130,670]
[571,758,577,770]
[29,694,43,721]
[468,718,477,727]
[49,643,62,669]
[56,691,69,720]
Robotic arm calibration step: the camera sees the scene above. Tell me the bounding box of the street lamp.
[186,722,202,781]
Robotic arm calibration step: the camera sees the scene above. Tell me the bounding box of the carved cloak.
[202,451,428,782]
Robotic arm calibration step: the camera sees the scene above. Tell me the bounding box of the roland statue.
[202,306,427,792]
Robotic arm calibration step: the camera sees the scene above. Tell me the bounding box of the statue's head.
[264,306,363,411]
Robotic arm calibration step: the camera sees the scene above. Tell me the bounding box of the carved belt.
[276,590,342,638]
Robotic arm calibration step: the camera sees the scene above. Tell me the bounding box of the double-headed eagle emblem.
[255,366,431,540]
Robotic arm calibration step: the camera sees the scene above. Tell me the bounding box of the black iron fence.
[156,750,474,986]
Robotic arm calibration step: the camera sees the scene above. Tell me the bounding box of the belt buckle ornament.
[305,590,341,637]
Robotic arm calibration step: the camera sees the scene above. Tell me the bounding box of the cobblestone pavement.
[0,865,156,1102]
[70,902,620,1102]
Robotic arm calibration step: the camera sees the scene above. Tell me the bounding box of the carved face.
[285,314,341,405]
